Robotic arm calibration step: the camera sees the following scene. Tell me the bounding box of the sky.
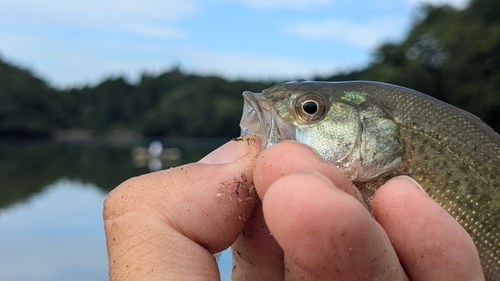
[0,0,468,88]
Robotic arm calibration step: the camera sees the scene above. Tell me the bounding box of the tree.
[363,0,500,131]
[0,57,66,136]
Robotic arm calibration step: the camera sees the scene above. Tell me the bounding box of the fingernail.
[198,138,250,164]
[390,175,429,196]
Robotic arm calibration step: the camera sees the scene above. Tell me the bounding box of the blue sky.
[0,0,467,88]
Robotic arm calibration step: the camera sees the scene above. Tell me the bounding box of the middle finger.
[264,171,409,280]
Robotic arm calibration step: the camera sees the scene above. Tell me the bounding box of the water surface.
[0,139,234,281]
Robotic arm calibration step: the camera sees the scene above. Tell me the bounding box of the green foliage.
[0,0,499,137]
[58,69,272,137]
[0,58,67,136]
[361,0,500,131]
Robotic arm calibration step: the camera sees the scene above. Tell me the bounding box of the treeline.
[0,62,273,137]
[0,0,499,138]
[61,72,274,137]
[361,0,500,130]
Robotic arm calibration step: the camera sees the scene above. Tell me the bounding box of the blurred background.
[0,0,498,280]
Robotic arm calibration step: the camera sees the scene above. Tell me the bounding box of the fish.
[239,80,500,280]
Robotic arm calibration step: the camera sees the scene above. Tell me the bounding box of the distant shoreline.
[53,129,142,142]
[0,129,233,148]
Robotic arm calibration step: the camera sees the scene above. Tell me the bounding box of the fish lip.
[240,91,271,143]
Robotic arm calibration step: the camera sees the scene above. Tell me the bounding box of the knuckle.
[102,176,145,221]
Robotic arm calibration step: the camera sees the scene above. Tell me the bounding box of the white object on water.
[148,140,163,158]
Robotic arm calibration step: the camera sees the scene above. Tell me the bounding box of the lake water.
[0,138,234,281]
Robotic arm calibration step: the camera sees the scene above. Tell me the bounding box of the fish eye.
[295,93,326,122]
[302,100,318,114]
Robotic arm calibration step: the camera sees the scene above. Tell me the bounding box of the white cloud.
[0,0,200,87]
[215,0,334,10]
[410,0,469,8]
[0,0,199,39]
[127,24,190,40]
[0,0,199,24]
[365,0,468,9]
[284,0,469,50]
[177,48,353,81]
[107,0,199,20]
[286,17,407,50]
[229,0,470,11]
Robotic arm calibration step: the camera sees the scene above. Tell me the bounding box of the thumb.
[103,136,261,280]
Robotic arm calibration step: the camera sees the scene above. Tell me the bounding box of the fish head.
[240,80,404,181]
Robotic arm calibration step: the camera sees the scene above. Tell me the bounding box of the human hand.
[103,137,484,280]
[103,136,261,280]
[232,140,484,280]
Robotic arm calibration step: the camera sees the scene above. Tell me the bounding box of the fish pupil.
[302,101,318,115]
[295,93,326,122]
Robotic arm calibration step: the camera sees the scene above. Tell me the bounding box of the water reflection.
[131,140,182,171]
[0,138,234,281]
[0,180,108,281]
[0,138,225,208]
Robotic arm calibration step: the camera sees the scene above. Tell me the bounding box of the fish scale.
[240,80,500,279]
[349,82,500,279]
[397,126,500,278]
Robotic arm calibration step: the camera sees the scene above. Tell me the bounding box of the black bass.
[239,80,500,280]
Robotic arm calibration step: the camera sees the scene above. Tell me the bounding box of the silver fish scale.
[343,82,500,279]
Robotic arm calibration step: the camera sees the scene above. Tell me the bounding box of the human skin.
[103,136,484,280]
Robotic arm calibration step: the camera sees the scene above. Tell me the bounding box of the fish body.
[240,80,500,279]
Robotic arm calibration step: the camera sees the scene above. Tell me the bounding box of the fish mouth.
[240,91,271,145]
[240,90,297,149]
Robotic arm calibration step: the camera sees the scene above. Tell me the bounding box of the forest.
[0,0,499,138]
